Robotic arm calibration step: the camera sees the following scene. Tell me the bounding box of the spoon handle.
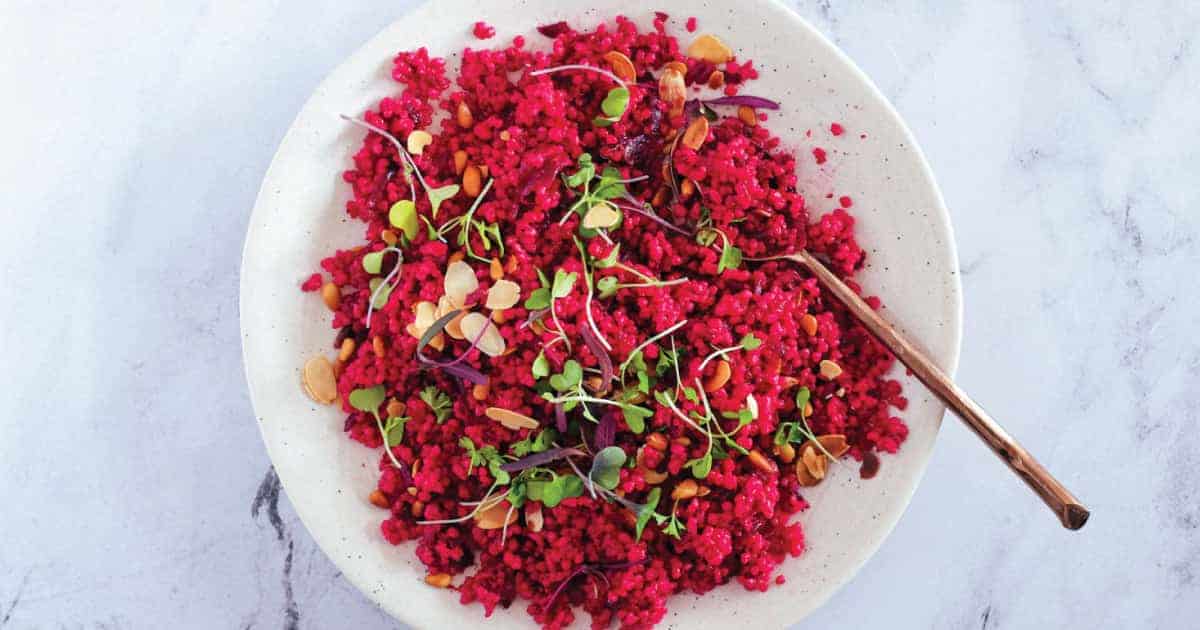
[789,250,1089,530]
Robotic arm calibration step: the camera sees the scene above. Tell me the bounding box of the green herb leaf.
[662,512,685,539]
[549,360,582,392]
[682,386,699,404]
[348,385,386,413]
[635,487,664,541]
[368,278,393,309]
[740,333,762,351]
[459,436,482,467]
[419,386,453,424]
[362,251,385,274]
[589,446,626,490]
[426,184,460,219]
[565,154,595,188]
[795,386,811,410]
[601,87,630,118]
[622,405,653,434]
[696,228,718,247]
[524,287,552,310]
[388,200,419,241]
[689,452,713,479]
[717,241,743,274]
[595,244,621,269]
[540,474,584,508]
[551,270,578,299]
[531,350,550,379]
[383,415,409,446]
[596,276,619,299]
[531,428,557,453]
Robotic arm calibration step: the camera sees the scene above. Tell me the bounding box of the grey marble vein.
[0,1,1197,629]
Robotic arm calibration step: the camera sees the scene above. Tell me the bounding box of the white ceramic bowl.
[241,1,962,627]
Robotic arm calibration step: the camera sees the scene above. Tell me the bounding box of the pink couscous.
[299,13,908,630]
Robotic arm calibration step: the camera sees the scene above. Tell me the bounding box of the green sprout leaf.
[388,200,419,241]
[419,386,453,424]
[593,115,618,128]
[795,386,811,410]
[551,270,578,299]
[688,452,713,479]
[362,251,385,274]
[596,276,619,299]
[382,415,410,446]
[368,278,392,309]
[426,184,460,219]
[595,244,621,269]
[565,154,595,188]
[589,446,626,490]
[600,87,630,118]
[662,511,685,539]
[635,487,665,541]
[549,360,583,391]
[524,287,552,310]
[622,405,653,434]
[717,241,743,274]
[531,428,557,452]
[348,385,386,413]
[740,333,762,351]
[531,350,550,379]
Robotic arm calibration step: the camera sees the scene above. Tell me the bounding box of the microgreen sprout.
[697,333,762,375]
[618,319,690,385]
[436,178,501,262]
[419,385,452,424]
[697,225,743,273]
[348,385,405,470]
[573,236,613,351]
[342,115,461,219]
[560,154,629,234]
[364,247,403,328]
[529,65,631,128]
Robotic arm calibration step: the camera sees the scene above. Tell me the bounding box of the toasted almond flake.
[582,203,621,229]
[642,465,668,484]
[504,255,519,274]
[445,309,469,340]
[444,260,479,308]
[687,34,733,64]
[646,432,668,451]
[800,313,818,336]
[813,434,850,458]
[301,356,338,405]
[320,282,341,311]
[775,442,797,464]
[338,337,357,362]
[368,490,390,508]
[463,164,483,198]
[485,279,521,310]
[658,68,686,117]
[697,485,711,497]
[702,359,732,392]
[819,359,843,380]
[386,399,406,418]
[460,312,505,356]
[405,323,421,339]
[489,257,504,281]
[425,573,453,588]
[456,101,474,128]
[681,116,709,150]
[797,448,823,486]
[428,332,446,352]
[707,69,725,89]
[485,407,539,430]
[406,130,433,155]
[380,229,398,245]
[602,50,637,82]
[411,500,424,518]
[738,105,757,126]
[475,499,517,529]
[664,61,688,76]
[453,149,469,175]
[671,479,699,500]
[472,382,490,401]
[436,294,455,318]
[747,449,777,474]
[801,445,827,480]
[525,503,544,532]
[679,178,695,200]
[499,129,511,141]
[414,300,438,332]
[491,310,507,325]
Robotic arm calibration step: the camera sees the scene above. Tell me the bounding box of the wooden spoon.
[768,250,1089,530]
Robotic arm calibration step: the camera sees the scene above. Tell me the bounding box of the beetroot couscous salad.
[298,14,908,630]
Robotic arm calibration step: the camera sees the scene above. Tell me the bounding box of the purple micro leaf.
[555,402,567,432]
[499,447,584,473]
[594,412,616,450]
[702,95,781,110]
[579,327,614,393]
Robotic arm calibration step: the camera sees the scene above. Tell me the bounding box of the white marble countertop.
[1,1,1196,628]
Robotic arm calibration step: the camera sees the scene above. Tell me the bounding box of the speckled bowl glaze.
[240,0,962,627]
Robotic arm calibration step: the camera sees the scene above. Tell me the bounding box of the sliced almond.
[406,130,433,155]
[681,116,709,150]
[301,356,338,405]
[456,101,474,129]
[320,282,341,311]
[813,434,850,458]
[428,332,446,352]
[801,445,827,481]
[425,573,452,588]
[459,312,505,356]
[640,466,668,485]
[671,479,699,500]
[525,503,544,533]
[818,359,843,380]
[687,34,733,64]
[413,300,438,332]
[485,407,539,430]
[702,359,731,393]
[658,68,686,117]
[475,499,517,529]
[664,61,688,76]
[738,105,757,126]
[386,399,406,418]
[800,314,819,336]
[444,260,479,308]
[582,203,621,229]
[602,50,636,82]
[747,448,777,474]
[488,257,504,281]
[707,69,725,89]
[445,309,469,340]
[485,279,521,310]
[453,149,469,175]
[796,450,822,486]
[436,294,455,318]
[463,164,482,198]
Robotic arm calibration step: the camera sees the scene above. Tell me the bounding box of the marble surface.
[1,1,1196,628]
